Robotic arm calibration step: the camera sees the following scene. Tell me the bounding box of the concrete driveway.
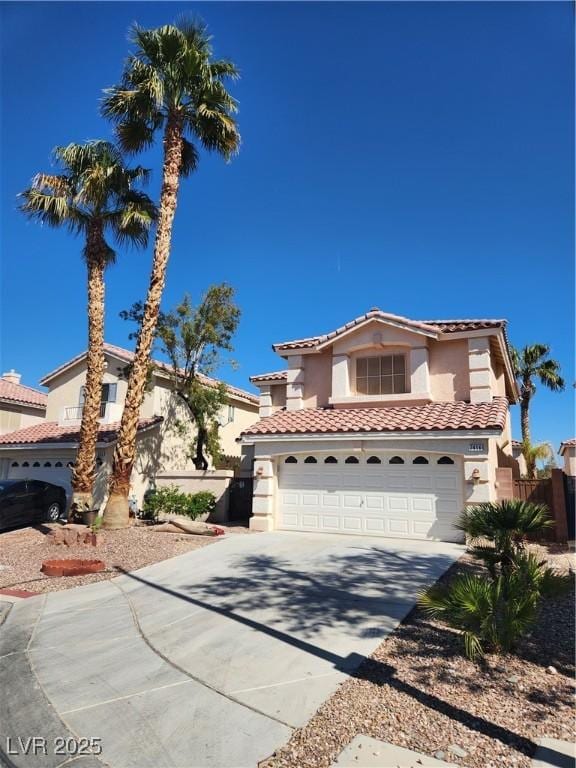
[0,531,462,768]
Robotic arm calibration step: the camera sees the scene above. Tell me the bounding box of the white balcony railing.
[59,401,122,426]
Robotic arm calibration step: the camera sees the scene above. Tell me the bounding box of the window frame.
[354,353,409,396]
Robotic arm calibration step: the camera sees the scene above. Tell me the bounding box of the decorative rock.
[434,751,447,760]
[545,665,558,675]
[47,524,102,547]
[507,675,521,684]
[448,745,468,758]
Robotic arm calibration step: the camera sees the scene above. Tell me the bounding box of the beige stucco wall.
[45,352,128,422]
[428,339,470,401]
[563,447,576,476]
[220,400,259,456]
[0,404,45,435]
[303,350,332,407]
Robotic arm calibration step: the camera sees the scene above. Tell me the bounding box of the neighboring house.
[241,308,519,542]
[559,439,576,477]
[0,343,259,507]
[511,439,528,477]
[0,370,47,435]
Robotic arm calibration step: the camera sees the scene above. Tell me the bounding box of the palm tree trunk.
[70,229,106,520]
[520,396,531,444]
[102,114,184,529]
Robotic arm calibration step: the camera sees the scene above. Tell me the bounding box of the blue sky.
[1,2,573,450]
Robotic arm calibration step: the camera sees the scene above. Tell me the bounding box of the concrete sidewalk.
[0,531,462,768]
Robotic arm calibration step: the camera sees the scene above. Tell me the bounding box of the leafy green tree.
[512,344,564,445]
[101,19,240,528]
[19,141,155,513]
[122,284,241,469]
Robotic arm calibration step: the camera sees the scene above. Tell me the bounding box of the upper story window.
[79,383,117,406]
[356,354,408,395]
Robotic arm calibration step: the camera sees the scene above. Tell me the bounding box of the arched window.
[32,461,40,467]
[55,462,63,468]
[413,456,429,464]
[43,462,51,467]
[67,461,75,469]
[22,461,29,467]
[285,456,297,464]
[11,461,19,467]
[345,456,359,464]
[367,456,381,464]
[389,456,404,464]
[437,456,454,465]
[304,456,317,464]
[324,456,338,464]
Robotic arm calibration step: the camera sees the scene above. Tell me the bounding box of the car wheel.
[45,502,62,522]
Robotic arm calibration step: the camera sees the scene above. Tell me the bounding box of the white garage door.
[278,452,464,542]
[8,460,72,499]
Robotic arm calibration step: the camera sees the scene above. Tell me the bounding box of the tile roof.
[40,343,258,406]
[273,309,506,351]
[559,438,576,454]
[250,371,288,383]
[0,380,47,410]
[0,417,162,446]
[243,398,508,437]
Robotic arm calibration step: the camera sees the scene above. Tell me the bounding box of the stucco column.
[468,338,492,403]
[463,437,496,507]
[250,455,275,532]
[286,355,304,411]
[258,385,273,418]
[332,354,350,398]
[410,347,430,396]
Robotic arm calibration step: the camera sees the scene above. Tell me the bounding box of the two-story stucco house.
[241,308,519,542]
[0,343,259,507]
[0,370,47,435]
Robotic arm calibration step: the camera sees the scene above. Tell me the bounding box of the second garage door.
[278,452,464,542]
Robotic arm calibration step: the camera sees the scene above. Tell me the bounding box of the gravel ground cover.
[264,547,575,768]
[0,522,250,594]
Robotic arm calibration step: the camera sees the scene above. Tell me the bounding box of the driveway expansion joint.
[110,577,296,730]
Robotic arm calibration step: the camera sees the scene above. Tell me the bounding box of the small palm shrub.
[419,552,571,660]
[419,500,571,661]
[455,499,554,578]
[143,486,216,521]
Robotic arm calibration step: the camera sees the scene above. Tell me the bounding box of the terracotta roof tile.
[40,343,258,405]
[0,380,47,409]
[0,417,162,446]
[250,371,288,383]
[273,309,506,351]
[243,398,508,437]
[559,438,576,454]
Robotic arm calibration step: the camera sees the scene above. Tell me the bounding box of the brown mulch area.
[264,546,575,768]
[0,521,251,594]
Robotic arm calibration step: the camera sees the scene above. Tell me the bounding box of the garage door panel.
[388,496,409,512]
[277,454,464,542]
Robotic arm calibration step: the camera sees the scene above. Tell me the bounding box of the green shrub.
[419,554,571,660]
[143,485,216,521]
[419,500,571,661]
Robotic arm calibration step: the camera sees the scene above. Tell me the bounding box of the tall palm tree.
[20,141,155,515]
[511,344,564,445]
[101,19,240,528]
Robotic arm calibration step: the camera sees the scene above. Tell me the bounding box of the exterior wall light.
[471,468,481,484]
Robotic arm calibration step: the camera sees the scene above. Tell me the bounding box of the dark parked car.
[0,480,66,531]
